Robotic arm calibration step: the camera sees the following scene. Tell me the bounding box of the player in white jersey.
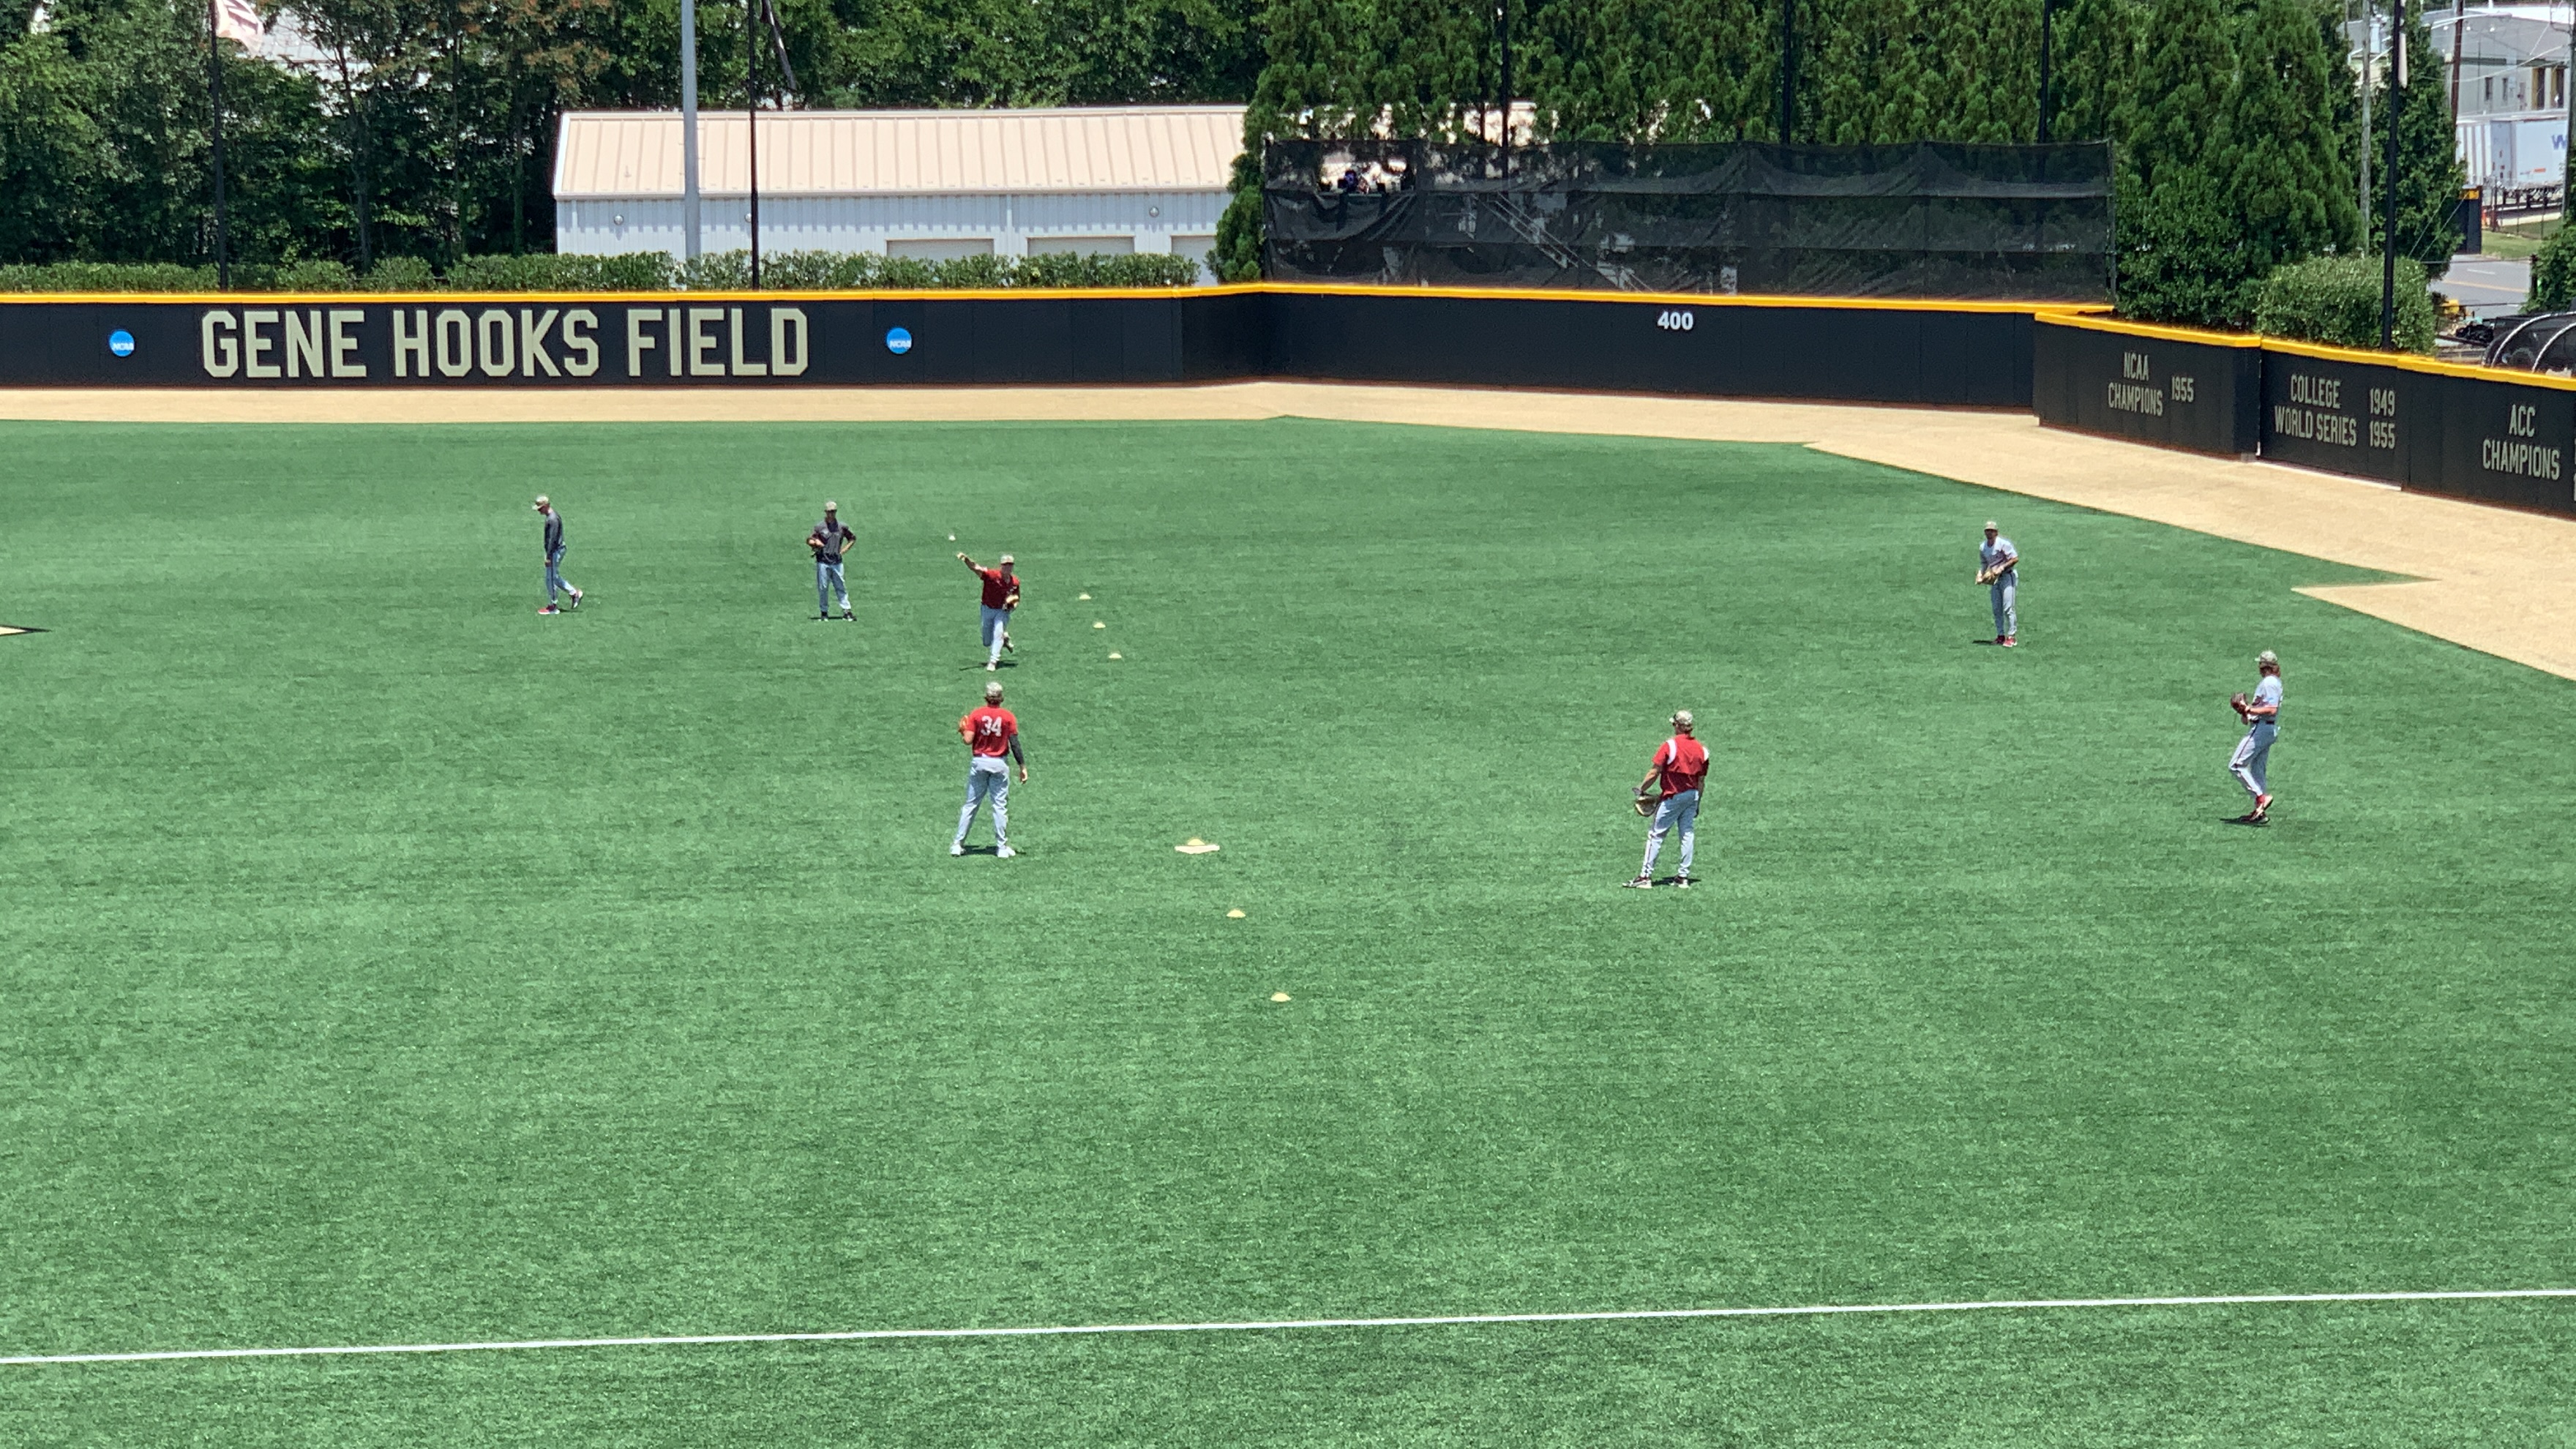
[2228,650,2283,823]
[1977,521,2018,646]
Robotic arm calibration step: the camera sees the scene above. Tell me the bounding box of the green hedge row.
[0,250,1207,294]
[2249,254,2437,353]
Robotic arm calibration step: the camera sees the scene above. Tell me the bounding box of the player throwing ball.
[952,681,1027,857]
[809,501,855,621]
[534,495,582,615]
[2227,650,2283,823]
[1625,709,1708,889]
[1977,520,2018,646]
[957,551,1020,670]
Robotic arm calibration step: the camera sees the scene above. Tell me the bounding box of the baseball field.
[4,409,2572,1443]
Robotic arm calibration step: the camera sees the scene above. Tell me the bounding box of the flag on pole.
[214,0,262,50]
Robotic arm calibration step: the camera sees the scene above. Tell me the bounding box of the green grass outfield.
[2,417,2571,1445]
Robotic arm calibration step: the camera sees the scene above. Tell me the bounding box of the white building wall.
[555,189,1232,280]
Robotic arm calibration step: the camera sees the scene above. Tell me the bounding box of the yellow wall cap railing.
[0,282,2112,315]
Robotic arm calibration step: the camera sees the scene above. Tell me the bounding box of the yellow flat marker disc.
[1108,652,1122,659]
[1176,839,1219,854]
[1093,621,1107,629]
[1078,593,1091,600]
[1270,992,1291,1003]
[1226,908,1246,918]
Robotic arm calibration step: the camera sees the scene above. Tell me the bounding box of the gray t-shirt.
[812,518,852,564]
[543,510,565,558]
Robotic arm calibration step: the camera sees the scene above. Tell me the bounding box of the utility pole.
[681,0,701,260]
[1778,0,1796,143]
[2447,0,2463,116]
[2382,0,2405,348]
[207,0,229,289]
[2039,0,2053,143]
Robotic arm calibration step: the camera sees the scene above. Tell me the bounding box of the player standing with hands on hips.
[535,495,582,615]
[809,501,855,621]
[1977,521,2018,646]
[2228,650,2283,823]
[1625,710,1708,889]
[953,681,1027,857]
[957,551,1019,670]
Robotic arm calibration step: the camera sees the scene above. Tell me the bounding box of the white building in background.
[552,105,1245,280]
[2429,9,2570,200]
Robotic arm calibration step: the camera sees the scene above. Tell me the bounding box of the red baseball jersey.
[976,567,1017,609]
[960,705,1018,757]
[1652,734,1708,795]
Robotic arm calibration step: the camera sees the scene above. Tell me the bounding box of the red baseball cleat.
[2000,635,2018,648]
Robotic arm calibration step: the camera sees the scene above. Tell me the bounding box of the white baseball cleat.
[949,842,965,856]
[997,846,1016,858]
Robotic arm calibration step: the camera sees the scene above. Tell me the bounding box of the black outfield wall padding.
[2038,317,2576,519]
[2032,316,2260,454]
[1263,290,2038,406]
[0,286,2047,408]
[2255,345,2430,486]
[0,293,1264,389]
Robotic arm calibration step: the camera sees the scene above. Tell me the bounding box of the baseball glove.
[1632,789,1659,817]
[2230,692,2247,716]
[808,532,828,555]
[1004,591,1020,610]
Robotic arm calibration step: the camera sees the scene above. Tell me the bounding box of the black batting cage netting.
[1264,141,2114,302]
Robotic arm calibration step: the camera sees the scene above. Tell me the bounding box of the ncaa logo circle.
[885,327,913,355]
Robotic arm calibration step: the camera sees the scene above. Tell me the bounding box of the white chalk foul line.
[6,1288,2573,1368]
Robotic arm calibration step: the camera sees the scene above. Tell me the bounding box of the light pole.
[746,0,761,288]
[1778,0,1797,143]
[681,0,701,261]
[2038,0,2053,143]
[2381,0,2404,348]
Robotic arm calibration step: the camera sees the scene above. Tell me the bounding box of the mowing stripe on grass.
[8,1289,2572,1368]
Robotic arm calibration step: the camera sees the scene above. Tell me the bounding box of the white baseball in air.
[948,534,956,541]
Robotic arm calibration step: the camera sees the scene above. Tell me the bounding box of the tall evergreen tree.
[2225,0,2360,281]
[2111,0,2239,323]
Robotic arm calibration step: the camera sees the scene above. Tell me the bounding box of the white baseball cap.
[533,494,549,509]
[999,553,1014,564]
[824,500,838,510]
[2257,649,2279,667]
[1983,520,1999,531]
[984,681,1005,701]
[1671,709,1694,729]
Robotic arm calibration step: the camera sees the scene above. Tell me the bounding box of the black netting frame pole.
[1499,0,1512,178]
[746,0,761,289]
[2381,0,2403,348]
[1778,0,1796,143]
[2038,0,2053,143]
[208,0,229,290]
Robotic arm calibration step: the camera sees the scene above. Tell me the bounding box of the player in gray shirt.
[535,495,582,614]
[2228,650,2283,823]
[809,501,854,621]
[1977,521,2018,646]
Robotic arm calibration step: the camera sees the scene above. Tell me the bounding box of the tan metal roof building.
[553,105,1247,199]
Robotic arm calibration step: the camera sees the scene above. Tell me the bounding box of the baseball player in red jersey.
[957,551,1019,670]
[952,681,1027,857]
[1626,710,1708,888]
